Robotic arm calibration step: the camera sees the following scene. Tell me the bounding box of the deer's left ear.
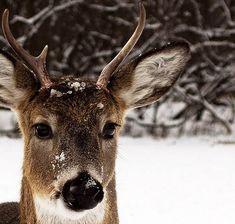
[109,42,190,109]
[0,50,37,109]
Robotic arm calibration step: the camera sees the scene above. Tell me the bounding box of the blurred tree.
[0,0,235,137]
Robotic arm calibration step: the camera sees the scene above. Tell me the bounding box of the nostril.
[86,185,104,203]
[62,172,104,211]
[94,188,104,203]
[86,186,99,196]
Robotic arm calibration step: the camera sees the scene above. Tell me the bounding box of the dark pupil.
[103,123,116,139]
[35,124,51,139]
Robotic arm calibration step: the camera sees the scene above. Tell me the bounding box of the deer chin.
[34,194,106,223]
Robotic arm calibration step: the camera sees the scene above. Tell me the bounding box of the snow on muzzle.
[62,172,104,211]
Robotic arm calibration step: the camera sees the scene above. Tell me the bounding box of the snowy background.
[1,136,235,223]
[0,0,235,223]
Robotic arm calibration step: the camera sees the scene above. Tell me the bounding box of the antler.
[96,2,146,90]
[2,9,52,89]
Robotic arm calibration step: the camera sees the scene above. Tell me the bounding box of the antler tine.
[2,9,52,88]
[96,2,146,90]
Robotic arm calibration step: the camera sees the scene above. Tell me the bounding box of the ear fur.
[0,50,37,109]
[109,42,190,109]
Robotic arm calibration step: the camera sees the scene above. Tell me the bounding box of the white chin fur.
[34,195,105,224]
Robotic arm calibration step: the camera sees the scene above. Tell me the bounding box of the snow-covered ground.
[0,136,235,223]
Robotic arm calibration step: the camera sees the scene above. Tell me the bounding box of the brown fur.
[17,77,123,223]
[0,202,19,224]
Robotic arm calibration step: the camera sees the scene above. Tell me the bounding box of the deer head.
[0,3,190,223]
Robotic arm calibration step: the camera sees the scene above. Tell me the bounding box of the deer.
[0,3,190,224]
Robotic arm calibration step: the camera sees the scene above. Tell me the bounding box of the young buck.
[0,3,190,224]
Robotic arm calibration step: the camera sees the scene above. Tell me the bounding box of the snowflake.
[97,102,104,109]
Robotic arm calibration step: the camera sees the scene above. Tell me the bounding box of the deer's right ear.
[109,42,190,109]
[0,51,37,109]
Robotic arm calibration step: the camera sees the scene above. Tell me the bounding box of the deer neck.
[20,176,37,224]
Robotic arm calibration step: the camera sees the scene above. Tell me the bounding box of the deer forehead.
[21,79,122,126]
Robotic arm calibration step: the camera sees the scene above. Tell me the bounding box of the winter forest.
[0,0,235,137]
[0,0,235,224]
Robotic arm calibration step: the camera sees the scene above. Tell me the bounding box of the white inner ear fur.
[0,54,14,75]
[120,47,189,108]
[0,54,26,107]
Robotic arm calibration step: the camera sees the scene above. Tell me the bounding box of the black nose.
[62,172,104,211]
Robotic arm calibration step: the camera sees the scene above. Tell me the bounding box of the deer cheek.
[102,141,117,186]
[25,141,54,187]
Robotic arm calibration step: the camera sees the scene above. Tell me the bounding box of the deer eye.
[34,123,52,139]
[102,123,116,139]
